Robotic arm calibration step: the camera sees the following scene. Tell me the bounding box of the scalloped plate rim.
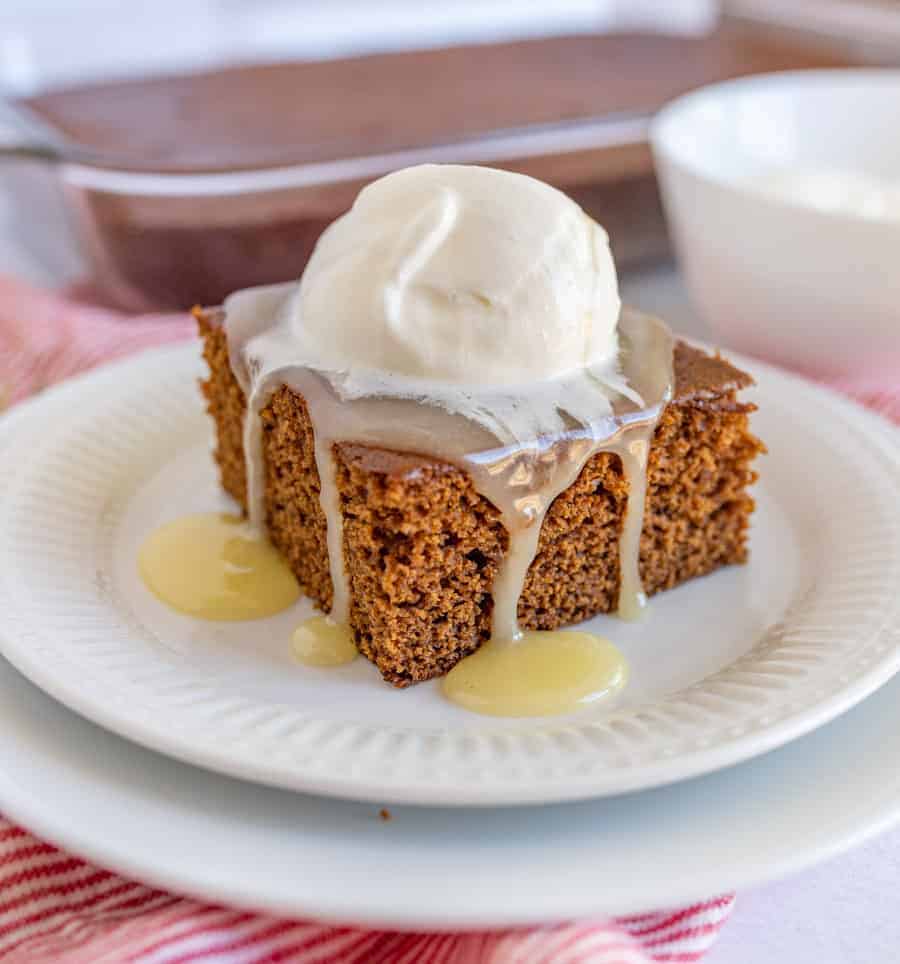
[0,342,899,806]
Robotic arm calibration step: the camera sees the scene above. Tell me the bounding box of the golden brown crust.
[197,308,247,504]
[197,309,764,686]
[671,341,755,403]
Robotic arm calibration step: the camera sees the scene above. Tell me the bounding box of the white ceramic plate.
[1,343,899,806]
[3,633,900,927]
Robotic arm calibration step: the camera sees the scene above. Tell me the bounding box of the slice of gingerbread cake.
[196,164,764,688]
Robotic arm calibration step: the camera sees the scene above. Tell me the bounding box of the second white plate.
[1,343,899,805]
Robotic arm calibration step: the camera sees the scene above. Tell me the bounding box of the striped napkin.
[0,816,735,964]
[21,271,897,962]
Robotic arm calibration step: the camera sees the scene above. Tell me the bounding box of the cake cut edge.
[197,307,765,686]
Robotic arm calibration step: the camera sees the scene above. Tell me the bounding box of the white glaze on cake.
[224,284,673,638]
[223,164,673,643]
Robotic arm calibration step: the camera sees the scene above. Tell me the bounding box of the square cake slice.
[198,309,764,686]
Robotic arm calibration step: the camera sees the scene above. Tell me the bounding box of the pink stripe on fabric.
[116,908,252,963]
[0,843,59,867]
[254,931,385,964]
[111,908,242,964]
[0,883,161,956]
[157,918,300,964]
[11,893,177,964]
[643,923,721,949]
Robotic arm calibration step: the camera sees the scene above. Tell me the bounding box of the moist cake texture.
[198,309,764,686]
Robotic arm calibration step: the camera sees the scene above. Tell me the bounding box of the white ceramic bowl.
[651,70,900,377]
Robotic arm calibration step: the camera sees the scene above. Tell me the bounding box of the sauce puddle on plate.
[138,512,300,620]
[442,630,628,717]
[139,515,626,718]
[292,616,358,667]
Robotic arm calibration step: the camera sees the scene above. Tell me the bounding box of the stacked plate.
[1,341,899,926]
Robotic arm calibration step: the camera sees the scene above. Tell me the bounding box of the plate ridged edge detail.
[1,347,900,794]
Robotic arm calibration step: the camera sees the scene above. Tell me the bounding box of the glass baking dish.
[0,23,853,310]
[3,113,657,310]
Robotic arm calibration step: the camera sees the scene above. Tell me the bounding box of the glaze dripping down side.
[225,287,673,641]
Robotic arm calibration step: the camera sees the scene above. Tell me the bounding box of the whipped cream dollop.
[286,164,621,386]
[223,164,673,634]
[224,163,638,457]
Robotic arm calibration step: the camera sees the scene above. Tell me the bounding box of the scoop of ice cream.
[289,164,621,385]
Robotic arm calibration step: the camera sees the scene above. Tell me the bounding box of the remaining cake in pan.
[197,164,764,688]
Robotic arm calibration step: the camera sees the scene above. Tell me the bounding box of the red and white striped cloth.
[0,278,193,405]
[2,272,896,963]
[0,817,734,964]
